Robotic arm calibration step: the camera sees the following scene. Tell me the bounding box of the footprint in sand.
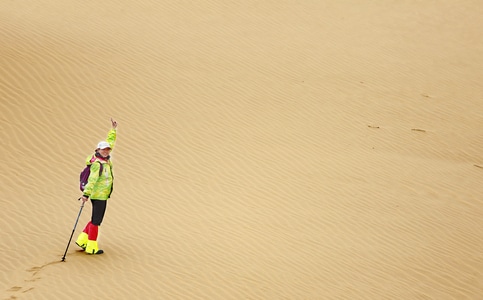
[6,285,35,298]
[4,263,58,297]
[22,288,35,293]
[6,285,31,300]
[26,266,41,275]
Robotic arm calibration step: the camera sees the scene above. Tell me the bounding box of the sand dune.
[1,1,483,299]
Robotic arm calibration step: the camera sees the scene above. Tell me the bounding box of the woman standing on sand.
[75,118,118,255]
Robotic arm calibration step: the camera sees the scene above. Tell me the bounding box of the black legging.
[91,199,107,226]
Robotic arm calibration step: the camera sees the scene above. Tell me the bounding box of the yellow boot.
[85,240,104,255]
[75,232,88,250]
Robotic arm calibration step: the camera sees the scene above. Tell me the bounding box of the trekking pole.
[61,198,85,262]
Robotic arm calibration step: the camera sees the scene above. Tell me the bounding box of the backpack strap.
[89,157,104,176]
[98,161,103,176]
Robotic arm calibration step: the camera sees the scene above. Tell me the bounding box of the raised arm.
[106,118,118,149]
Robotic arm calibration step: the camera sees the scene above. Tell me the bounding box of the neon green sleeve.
[106,129,117,150]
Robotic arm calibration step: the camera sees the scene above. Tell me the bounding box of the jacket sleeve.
[106,129,117,150]
[83,162,101,197]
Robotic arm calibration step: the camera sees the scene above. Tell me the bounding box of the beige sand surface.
[1,1,483,299]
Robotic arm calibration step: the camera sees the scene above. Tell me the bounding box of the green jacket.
[82,129,116,200]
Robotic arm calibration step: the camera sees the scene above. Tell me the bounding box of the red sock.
[88,223,99,241]
[83,221,92,233]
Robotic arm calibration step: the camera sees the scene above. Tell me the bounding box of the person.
[75,118,118,255]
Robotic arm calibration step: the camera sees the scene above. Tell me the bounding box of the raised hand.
[111,118,118,129]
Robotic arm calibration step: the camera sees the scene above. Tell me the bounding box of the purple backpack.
[79,162,103,191]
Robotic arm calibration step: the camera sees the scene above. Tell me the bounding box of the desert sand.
[1,1,483,299]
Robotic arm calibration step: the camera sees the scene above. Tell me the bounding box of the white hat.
[97,141,111,149]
